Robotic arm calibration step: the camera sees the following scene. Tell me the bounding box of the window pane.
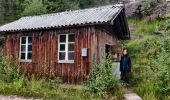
[27,53,32,60]
[28,45,32,51]
[68,44,74,51]
[28,37,32,44]
[21,37,26,44]
[60,35,66,42]
[68,34,75,42]
[21,53,25,60]
[59,52,65,60]
[60,44,65,51]
[21,45,26,52]
[68,52,74,60]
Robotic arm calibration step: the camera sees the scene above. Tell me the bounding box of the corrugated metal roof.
[0,4,123,32]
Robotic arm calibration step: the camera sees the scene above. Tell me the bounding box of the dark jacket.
[120,55,131,72]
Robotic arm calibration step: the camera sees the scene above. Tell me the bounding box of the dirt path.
[123,86,142,100]
[0,95,41,100]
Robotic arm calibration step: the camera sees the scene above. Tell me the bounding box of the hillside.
[124,14,170,100]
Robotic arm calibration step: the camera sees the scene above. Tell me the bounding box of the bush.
[153,37,170,99]
[85,55,122,98]
[0,57,21,83]
[126,35,170,99]
[0,56,121,99]
[141,0,157,16]
[125,14,170,99]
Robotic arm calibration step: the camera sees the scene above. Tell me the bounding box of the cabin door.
[110,44,123,62]
[105,44,123,62]
[110,44,123,79]
[105,44,111,54]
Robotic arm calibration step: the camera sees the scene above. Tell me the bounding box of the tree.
[46,0,79,13]
[0,0,116,24]
[77,0,97,8]
[21,0,47,16]
[0,0,25,23]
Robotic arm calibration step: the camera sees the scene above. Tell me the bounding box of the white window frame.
[58,34,75,63]
[19,36,32,62]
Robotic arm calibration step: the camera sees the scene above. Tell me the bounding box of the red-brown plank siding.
[3,26,117,84]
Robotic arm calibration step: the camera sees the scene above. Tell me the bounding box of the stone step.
[124,93,142,100]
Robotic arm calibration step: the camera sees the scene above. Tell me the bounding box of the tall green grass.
[125,16,170,100]
[0,57,122,100]
[128,17,166,36]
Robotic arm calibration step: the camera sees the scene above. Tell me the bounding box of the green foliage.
[156,15,170,35]
[141,0,157,16]
[0,78,114,100]
[125,16,170,99]
[127,35,170,99]
[153,37,170,99]
[45,0,79,13]
[85,55,122,99]
[0,57,21,83]
[128,17,138,25]
[0,57,120,99]
[135,19,158,35]
[128,16,169,36]
[0,0,115,24]
[78,0,97,8]
[143,92,158,100]
[21,0,47,16]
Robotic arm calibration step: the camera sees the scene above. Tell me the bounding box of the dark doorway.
[105,44,111,54]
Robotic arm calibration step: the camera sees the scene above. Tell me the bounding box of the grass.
[128,17,167,36]
[0,78,104,100]
[0,57,123,100]
[125,16,170,100]
[0,78,124,100]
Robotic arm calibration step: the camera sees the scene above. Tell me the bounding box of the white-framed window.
[19,36,32,62]
[58,34,75,63]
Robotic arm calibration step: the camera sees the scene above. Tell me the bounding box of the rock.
[124,93,142,100]
[125,1,141,17]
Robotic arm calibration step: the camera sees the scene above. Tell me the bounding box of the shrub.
[141,0,157,16]
[0,57,21,83]
[126,35,170,99]
[125,14,170,99]
[143,92,158,100]
[0,56,120,99]
[153,38,170,99]
[85,55,122,98]
[11,76,28,92]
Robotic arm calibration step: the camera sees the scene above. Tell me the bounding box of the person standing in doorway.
[120,48,132,85]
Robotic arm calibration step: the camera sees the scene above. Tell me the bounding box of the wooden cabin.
[0,3,130,84]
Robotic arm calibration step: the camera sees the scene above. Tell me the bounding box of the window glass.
[59,52,65,60]
[60,35,66,42]
[27,53,32,60]
[68,52,74,60]
[68,34,75,42]
[21,53,26,60]
[28,37,32,44]
[21,45,26,52]
[60,44,65,51]
[21,37,26,44]
[68,44,74,51]
[28,45,32,52]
